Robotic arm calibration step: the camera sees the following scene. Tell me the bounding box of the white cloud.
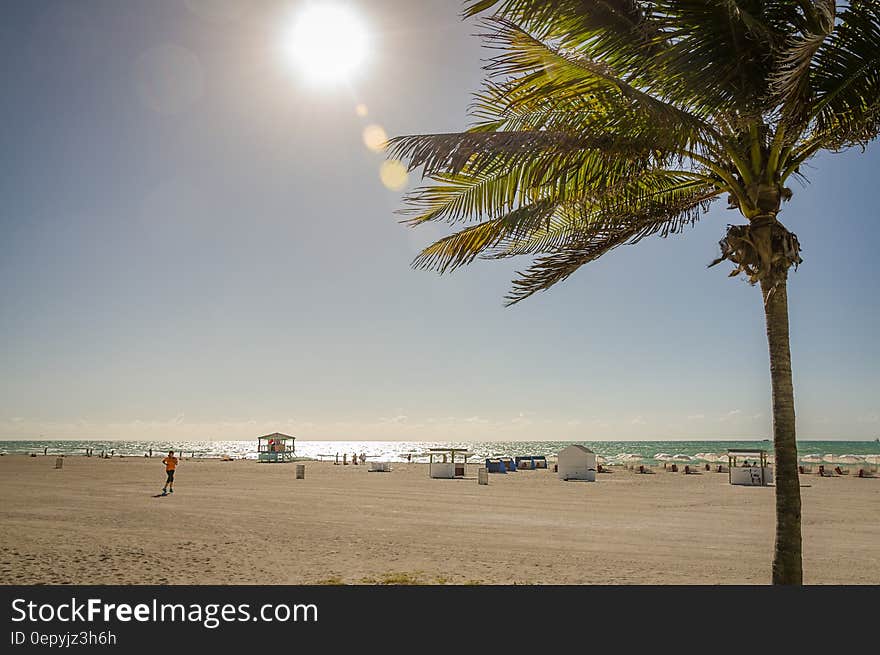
[511,412,533,425]
[719,409,742,422]
[379,415,408,424]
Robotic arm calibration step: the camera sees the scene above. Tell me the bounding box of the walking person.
[161,450,179,496]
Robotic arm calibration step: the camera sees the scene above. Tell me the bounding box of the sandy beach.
[0,455,877,585]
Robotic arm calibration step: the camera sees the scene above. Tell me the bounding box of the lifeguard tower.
[727,448,773,486]
[258,433,295,463]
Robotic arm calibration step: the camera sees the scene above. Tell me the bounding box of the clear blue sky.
[1,0,878,441]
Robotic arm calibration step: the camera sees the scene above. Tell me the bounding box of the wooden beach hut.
[428,448,472,479]
[727,448,774,486]
[557,445,597,481]
[257,433,295,463]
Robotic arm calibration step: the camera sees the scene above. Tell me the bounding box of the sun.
[284,4,369,85]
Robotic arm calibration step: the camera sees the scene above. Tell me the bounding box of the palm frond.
[477,17,722,140]
[795,1,880,148]
[503,187,716,305]
[387,130,660,179]
[411,200,558,273]
[486,173,717,259]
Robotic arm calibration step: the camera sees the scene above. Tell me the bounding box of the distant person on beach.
[161,451,179,495]
[43,447,47,456]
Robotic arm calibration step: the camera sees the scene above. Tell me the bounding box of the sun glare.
[285,4,368,85]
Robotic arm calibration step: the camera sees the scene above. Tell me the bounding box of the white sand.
[0,455,877,584]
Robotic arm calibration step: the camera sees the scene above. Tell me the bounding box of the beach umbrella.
[822,453,837,463]
[836,455,864,467]
[670,453,693,462]
[864,454,880,465]
[654,453,672,461]
[801,454,823,464]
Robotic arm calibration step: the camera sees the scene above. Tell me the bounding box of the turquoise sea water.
[1,439,878,463]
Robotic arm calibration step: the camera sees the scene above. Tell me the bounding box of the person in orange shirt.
[161,450,179,495]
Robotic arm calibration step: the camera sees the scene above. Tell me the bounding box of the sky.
[1,0,878,442]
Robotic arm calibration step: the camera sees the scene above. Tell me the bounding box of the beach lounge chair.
[818,465,834,477]
[638,464,654,474]
[834,466,849,476]
[669,463,679,473]
[857,468,875,478]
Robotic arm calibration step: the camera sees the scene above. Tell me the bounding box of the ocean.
[1,439,878,463]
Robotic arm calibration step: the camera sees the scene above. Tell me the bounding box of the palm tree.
[386,1,880,584]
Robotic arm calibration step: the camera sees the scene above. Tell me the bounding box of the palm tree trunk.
[759,274,803,585]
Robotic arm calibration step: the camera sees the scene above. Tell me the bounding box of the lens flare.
[380,160,409,191]
[362,124,388,152]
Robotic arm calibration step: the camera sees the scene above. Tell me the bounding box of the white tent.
[557,445,597,482]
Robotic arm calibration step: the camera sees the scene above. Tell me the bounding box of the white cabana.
[427,448,472,479]
[557,445,597,482]
[727,448,774,486]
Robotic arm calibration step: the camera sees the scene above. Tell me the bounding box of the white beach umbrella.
[801,454,823,464]
[670,453,693,462]
[654,453,672,461]
[836,455,865,465]
[822,453,837,463]
[864,454,880,465]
